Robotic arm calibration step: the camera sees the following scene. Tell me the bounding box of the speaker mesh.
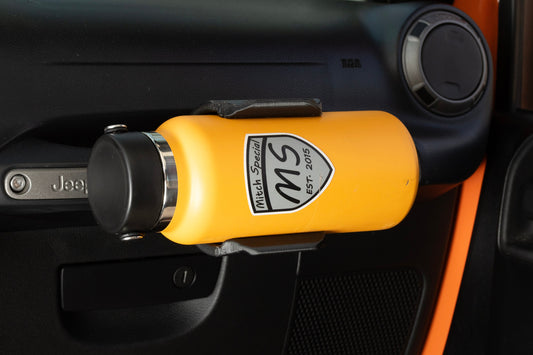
[286,270,423,355]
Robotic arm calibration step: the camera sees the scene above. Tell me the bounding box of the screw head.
[9,174,27,193]
[173,266,196,288]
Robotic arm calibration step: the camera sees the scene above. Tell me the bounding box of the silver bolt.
[104,124,128,135]
[9,174,27,193]
[118,232,144,241]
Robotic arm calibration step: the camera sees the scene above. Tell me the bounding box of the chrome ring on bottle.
[142,132,178,231]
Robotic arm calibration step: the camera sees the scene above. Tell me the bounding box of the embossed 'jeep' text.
[51,175,88,194]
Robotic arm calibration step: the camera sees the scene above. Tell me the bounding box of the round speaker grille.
[402,10,488,116]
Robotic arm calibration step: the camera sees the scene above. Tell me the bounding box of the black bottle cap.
[88,132,164,235]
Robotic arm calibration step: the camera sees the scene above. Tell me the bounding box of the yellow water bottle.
[88,108,419,245]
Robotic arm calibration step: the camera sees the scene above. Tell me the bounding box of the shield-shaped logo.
[245,133,335,215]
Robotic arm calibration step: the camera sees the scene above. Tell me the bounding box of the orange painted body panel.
[157,111,419,245]
[421,1,499,353]
[422,160,486,355]
[454,0,499,69]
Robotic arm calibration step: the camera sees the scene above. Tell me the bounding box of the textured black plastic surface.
[61,254,221,311]
[0,1,482,354]
[288,188,459,355]
[0,1,492,185]
[88,132,164,234]
[287,270,423,355]
[0,189,458,354]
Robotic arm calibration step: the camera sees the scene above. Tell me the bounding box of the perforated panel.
[286,270,423,355]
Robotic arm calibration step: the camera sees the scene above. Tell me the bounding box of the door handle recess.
[499,136,533,262]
